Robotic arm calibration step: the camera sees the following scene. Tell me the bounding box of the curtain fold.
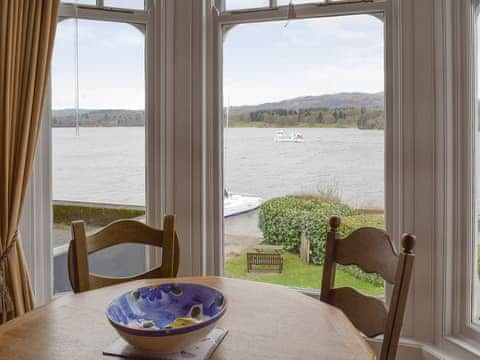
[0,0,59,322]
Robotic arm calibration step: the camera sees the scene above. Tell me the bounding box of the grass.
[225,251,384,296]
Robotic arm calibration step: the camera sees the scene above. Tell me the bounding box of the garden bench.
[247,245,284,273]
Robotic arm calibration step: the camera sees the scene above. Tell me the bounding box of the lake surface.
[52,127,385,209]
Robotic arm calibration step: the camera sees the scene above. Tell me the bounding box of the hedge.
[258,196,385,286]
[53,202,145,226]
[339,215,386,286]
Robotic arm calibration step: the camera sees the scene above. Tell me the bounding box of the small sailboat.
[274,130,304,143]
[224,190,262,217]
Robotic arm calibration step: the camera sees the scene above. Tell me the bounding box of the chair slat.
[328,287,388,338]
[336,227,398,284]
[87,220,164,254]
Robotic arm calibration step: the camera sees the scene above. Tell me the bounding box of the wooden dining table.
[0,277,375,359]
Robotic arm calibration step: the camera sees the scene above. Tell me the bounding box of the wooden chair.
[67,215,179,293]
[320,216,415,360]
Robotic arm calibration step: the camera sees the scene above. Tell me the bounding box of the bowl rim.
[105,282,227,337]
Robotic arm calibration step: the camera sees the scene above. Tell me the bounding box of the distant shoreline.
[226,122,371,129]
[52,124,383,130]
[51,92,386,129]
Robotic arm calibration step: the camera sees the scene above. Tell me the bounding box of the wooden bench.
[247,245,284,273]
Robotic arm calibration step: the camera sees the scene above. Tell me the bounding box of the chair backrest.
[67,215,179,293]
[320,216,415,360]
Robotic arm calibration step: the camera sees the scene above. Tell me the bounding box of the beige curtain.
[0,0,59,322]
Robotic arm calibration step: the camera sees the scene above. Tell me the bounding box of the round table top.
[0,276,375,360]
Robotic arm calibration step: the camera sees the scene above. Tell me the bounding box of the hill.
[51,92,385,129]
[52,109,144,127]
[228,92,384,116]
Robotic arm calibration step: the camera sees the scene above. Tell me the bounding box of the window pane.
[277,0,326,5]
[277,0,369,5]
[51,19,146,294]
[225,0,269,10]
[61,0,145,9]
[61,0,97,5]
[104,0,145,10]
[223,15,385,295]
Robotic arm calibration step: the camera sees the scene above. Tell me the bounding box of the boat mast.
[74,5,80,137]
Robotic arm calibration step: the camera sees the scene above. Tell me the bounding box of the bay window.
[18,0,480,357]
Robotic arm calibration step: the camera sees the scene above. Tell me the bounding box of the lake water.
[52,127,385,209]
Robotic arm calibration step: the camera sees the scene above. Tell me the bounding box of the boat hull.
[224,194,262,217]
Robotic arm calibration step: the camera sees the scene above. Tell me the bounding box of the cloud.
[224,15,384,106]
[52,11,384,109]
[52,19,145,109]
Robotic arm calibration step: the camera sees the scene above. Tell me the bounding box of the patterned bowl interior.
[106,283,226,335]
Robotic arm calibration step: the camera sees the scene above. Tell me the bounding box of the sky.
[52,18,146,110]
[223,14,384,106]
[51,11,384,110]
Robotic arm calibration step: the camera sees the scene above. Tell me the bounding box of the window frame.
[446,0,480,346]
[21,0,168,303]
[218,0,380,13]
[433,0,480,355]
[206,0,401,291]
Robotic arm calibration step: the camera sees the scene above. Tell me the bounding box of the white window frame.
[205,0,401,284]
[20,0,168,304]
[438,0,480,354]
[425,0,480,357]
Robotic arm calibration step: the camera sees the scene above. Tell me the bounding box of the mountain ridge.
[51,92,385,128]
[228,92,384,116]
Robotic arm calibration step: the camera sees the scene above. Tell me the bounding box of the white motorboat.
[224,190,262,217]
[274,130,305,143]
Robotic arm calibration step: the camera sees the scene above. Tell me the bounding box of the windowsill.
[442,334,480,359]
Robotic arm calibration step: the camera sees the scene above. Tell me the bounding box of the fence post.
[300,232,310,264]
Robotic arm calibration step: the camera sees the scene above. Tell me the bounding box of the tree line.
[227,106,385,129]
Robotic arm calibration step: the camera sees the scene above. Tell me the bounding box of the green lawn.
[225,251,384,296]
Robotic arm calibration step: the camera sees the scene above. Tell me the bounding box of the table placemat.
[103,327,228,360]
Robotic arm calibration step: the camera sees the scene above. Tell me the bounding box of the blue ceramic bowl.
[106,283,227,353]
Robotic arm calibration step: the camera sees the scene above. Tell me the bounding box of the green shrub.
[53,202,145,226]
[259,196,386,286]
[340,214,385,236]
[259,196,357,264]
[339,215,386,286]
